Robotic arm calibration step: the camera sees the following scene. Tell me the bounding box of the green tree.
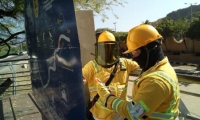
[173,18,190,39]
[172,18,190,52]
[156,18,174,39]
[155,18,175,51]
[186,17,200,40]
[156,18,190,52]
[0,0,25,44]
[22,43,28,51]
[141,20,152,25]
[95,28,113,33]
[113,32,128,42]
[74,0,127,22]
[0,0,127,58]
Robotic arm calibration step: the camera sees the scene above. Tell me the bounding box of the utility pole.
[20,39,22,51]
[184,3,197,22]
[184,2,197,53]
[113,22,116,32]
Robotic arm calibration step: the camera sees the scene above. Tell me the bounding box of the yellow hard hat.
[124,24,162,54]
[98,31,115,42]
[95,31,119,68]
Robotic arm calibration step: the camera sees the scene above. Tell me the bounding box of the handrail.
[0,58,31,97]
[0,63,29,67]
[7,62,17,95]
[0,58,30,63]
[0,71,31,75]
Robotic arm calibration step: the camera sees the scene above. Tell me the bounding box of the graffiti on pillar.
[24,0,85,119]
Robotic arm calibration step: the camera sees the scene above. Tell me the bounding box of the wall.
[75,10,96,67]
[162,37,188,52]
[162,37,200,63]
[162,37,200,53]
[167,54,200,62]
[194,40,200,53]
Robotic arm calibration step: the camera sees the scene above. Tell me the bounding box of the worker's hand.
[95,78,111,105]
[95,73,116,109]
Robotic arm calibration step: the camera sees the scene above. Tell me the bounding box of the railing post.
[7,62,17,95]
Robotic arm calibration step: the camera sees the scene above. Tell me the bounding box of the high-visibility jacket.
[82,58,139,120]
[107,57,180,120]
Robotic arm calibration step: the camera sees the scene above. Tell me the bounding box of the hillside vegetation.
[166,4,200,21]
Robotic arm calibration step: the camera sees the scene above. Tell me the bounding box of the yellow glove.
[95,73,116,109]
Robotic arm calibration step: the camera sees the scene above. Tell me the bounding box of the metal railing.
[7,62,17,95]
[0,58,31,99]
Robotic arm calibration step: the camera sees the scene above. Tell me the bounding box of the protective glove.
[95,73,116,109]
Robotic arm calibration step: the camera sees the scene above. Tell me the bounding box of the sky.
[93,0,199,32]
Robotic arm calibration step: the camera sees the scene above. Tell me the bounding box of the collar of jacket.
[140,56,169,77]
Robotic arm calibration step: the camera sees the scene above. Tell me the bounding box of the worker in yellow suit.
[95,24,180,120]
[82,31,139,120]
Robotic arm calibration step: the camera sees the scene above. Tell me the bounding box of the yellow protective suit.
[100,57,180,120]
[82,58,139,120]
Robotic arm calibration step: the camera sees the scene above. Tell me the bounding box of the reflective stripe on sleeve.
[89,87,96,92]
[108,86,115,91]
[112,99,123,113]
[138,100,150,112]
[150,112,177,120]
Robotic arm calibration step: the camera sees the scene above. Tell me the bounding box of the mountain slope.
[166,4,200,21]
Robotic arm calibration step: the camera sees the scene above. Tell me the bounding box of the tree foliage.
[155,16,200,41]
[0,0,126,58]
[155,18,191,52]
[0,0,25,44]
[95,28,128,42]
[74,0,126,22]
[186,17,200,40]
[141,20,152,25]
[113,32,128,42]
[0,0,25,58]
[155,18,174,39]
[95,28,113,33]
[172,18,190,35]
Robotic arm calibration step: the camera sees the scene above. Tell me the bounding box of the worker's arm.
[82,61,96,105]
[124,58,140,73]
[82,61,96,84]
[97,78,170,120]
[119,58,139,100]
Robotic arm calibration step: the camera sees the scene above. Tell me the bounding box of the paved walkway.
[0,93,44,120]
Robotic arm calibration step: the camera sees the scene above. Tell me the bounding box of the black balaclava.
[132,39,164,72]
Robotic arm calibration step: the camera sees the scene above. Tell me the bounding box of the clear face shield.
[95,42,119,68]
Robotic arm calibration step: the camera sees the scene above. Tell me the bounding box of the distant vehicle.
[18,51,24,55]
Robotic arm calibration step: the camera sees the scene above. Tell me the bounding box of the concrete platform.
[0,93,45,120]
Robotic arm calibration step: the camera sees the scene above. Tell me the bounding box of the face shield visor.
[95,41,119,68]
